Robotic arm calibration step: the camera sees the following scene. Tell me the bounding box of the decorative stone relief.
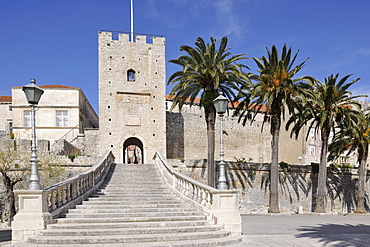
[125,115,141,126]
[117,92,150,104]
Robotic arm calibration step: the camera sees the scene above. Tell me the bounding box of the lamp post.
[213,94,229,190]
[22,79,44,190]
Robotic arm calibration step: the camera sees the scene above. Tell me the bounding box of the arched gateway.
[123,137,143,164]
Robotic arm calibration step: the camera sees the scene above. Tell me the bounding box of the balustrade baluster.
[55,189,59,208]
[197,188,202,204]
[51,190,57,211]
[47,193,52,212]
[193,186,199,202]
[206,191,212,208]
[201,189,207,206]
[184,181,189,197]
[62,185,67,205]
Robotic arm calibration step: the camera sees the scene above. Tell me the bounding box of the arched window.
[127,69,135,81]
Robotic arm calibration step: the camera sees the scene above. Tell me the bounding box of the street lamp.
[22,79,44,190]
[213,94,228,190]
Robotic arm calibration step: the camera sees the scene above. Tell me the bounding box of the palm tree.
[168,36,249,187]
[328,108,369,213]
[287,74,363,213]
[236,44,312,212]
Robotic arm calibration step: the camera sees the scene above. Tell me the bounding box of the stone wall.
[166,108,273,163]
[168,159,370,214]
[83,129,100,156]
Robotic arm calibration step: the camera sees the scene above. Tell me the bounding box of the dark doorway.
[123,137,143,164]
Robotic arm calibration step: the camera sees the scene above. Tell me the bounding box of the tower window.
[127,69,135,81]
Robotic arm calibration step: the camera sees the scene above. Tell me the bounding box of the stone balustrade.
[11,150,115,243]
[153,152,241,235]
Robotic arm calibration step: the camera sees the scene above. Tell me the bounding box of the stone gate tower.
[98,31,166,163]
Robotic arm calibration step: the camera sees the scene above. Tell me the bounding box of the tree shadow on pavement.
[0,228,11,244]
[295,223,370,247]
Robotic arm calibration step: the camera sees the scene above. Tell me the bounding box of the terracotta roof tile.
[0,95,12,102]
[12,85,79,89]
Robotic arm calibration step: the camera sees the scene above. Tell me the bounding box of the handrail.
[153,152,242,234]
[154,152,215,213]
[58,124,80,143]
[44,150,115,217]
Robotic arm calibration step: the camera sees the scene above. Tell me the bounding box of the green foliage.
[248,167,256,179]
[167,36,249,111]
[176,158,185,163]
[330,163,355,169]
[234,156,246,166]
[68,155,77,162]
[279,161,289,169]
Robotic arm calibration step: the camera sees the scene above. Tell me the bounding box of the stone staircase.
[12,163,241,246]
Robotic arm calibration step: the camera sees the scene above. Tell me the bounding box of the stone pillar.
[212,190,241,235]
[11,190,54,243]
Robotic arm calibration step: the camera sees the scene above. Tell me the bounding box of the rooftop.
[0,95,12,102]
[12,84,79,90]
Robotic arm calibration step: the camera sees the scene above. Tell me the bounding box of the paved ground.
[1,214,369,246]
[0,224,11,247]
[240,214,370,246]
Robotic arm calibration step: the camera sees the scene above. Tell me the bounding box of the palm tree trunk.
[315,127,329,213]
[270,129,280,213]
[269,106,280,213]
[205,105,216,188]
[355,151,368,213]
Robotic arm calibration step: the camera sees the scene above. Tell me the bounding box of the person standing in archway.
[127,145,137,164]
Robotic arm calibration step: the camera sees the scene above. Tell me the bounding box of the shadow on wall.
[166,112,184,159]
[227,162,369,213]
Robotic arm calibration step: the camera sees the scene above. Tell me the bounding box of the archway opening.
[123,137,143,164]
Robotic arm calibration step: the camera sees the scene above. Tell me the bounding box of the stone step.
[65,211,204,218]
[11,235,241,247]
[81,200,187,205]
[11,236,241,247]
[27,230,231,245]
[47,220,212,230]
[56,215,207,224]
[95,190,172,194]
[69,207,197,213]
[86,198,182,203]
[75,203,191,209]
[40,225,223,236]
[91,191,176,197]
[101,183,166,188]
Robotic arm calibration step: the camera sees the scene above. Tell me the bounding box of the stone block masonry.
[98,31,166,163]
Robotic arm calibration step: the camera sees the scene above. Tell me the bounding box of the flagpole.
[130,0,134,41]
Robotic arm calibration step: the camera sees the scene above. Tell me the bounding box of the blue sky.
[1,0,370,113]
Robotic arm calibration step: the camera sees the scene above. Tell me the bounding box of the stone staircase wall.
[10,163,241,246]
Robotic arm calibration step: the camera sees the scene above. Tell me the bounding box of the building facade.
[98,31,166,164]
[10,85,98,143]
[0,96,12,136]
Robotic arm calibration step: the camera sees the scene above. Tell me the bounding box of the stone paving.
[240,214,370,246]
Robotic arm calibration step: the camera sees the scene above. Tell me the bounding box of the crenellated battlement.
[99,30,164,44]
